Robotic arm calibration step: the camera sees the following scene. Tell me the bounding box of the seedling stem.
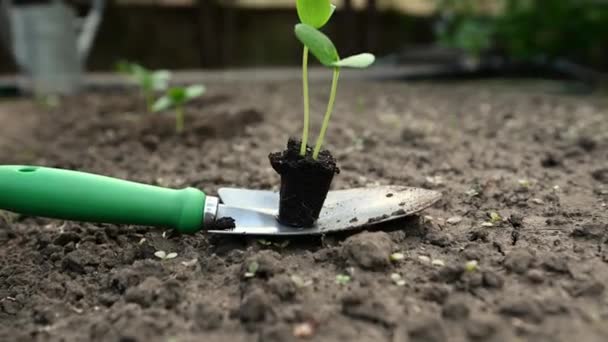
[145,93,154,111]
[176,106,185,134]
[313,67,340,159]
[300,46,311,156]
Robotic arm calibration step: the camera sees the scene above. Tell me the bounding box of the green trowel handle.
[0,165,206,233]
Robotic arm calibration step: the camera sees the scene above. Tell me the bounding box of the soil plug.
[269,6,375,227]
[152,85,205,134]
[117,61,171,112]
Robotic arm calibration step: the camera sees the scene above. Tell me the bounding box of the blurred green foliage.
[436,0,608,68]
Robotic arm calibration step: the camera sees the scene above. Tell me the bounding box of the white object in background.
[7,0,104,95]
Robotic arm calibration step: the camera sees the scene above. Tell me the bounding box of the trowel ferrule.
[203,196,219,227]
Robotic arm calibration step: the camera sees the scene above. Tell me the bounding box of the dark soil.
[1,79,608,341]
[269,138,339,227]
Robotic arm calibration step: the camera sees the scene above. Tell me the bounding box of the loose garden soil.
[1,78,608,341]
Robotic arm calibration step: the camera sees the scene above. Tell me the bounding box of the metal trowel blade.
[207,186,441,236]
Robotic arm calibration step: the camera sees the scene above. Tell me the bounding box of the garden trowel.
[0,165,441,236]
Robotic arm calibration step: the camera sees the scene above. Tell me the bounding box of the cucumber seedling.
[117,61,171,112]
[295,0,336,156]
[294,22,375,159]
[152,85,205,134]
[268,3,375,228]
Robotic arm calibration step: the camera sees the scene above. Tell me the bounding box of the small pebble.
[293,322,315,338]
[432,259,445,267]
[418,255,431,263]
[446,216,462,225]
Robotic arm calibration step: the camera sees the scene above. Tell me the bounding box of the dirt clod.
[53,232,81,246]
[441,298,470,320]
[571,223,606,241]
[465,318,499,341]
[482,271,504,289]
[193,303,224,330]
[61,249,99,274]
[591,168,608,184]
[341,231,394,270]
[341,290,395,327]
[541,255,570,274]
[241,250,284,279]
[526,269,545,284]
[425,230,453,247]
[432,265,465,284]
[209,217,236,230]
[407,317,447,342]
[498,298,543,323]
[239,288,272,323]
[267,274,297,301]
[566,279,605,298]
[503,249,534,274]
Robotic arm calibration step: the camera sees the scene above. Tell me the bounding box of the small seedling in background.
[488,211,502,223]
[465,188,480,197]
[465,260,479,272]
[152,85,205,134]
[335,274,351,285]
[518,179,531,188]
[244,261,259,278]
[390,252,405,262]
[258,239,291,248]
[257,239,273,246]
[154,250,177,260]
[117,61,171,112]
[294,4,375,159]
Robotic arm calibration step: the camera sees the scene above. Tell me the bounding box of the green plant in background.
[435,0,495,59]
[294,23,375,159]
[436,0,608,69]
[116,61,171,111]
[296,0,335,156]
[152,85,205,134]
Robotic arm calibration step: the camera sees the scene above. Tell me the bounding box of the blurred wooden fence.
[0,0,437,72]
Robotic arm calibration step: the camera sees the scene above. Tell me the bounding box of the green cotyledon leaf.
[332,53,376,68]
[294,23,339,67]
[151,95,172,112]
[184,85,205,100]
[297,0,333,29]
